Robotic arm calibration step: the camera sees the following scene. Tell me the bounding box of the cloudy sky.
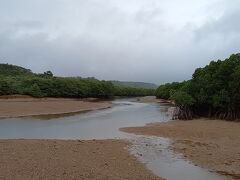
[0,0,239,84]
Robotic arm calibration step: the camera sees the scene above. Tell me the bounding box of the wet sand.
[0,139,161,180]
[121,119,240,179]
[0,97,112,118]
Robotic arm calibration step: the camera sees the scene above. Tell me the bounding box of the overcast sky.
[0,0,239,84]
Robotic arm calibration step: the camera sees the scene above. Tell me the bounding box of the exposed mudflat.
[0,97,112,118]
[121,119,240,179]
[0,139,162,180]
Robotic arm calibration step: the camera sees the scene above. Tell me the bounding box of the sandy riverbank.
[0,139,161,180]
[0,96,112,118]
[121,119,240,179]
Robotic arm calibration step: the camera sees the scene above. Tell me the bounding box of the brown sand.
[121,119,240,179]
[0,139,161,180]
[0,97,112,118]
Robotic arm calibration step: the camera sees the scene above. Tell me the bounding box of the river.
[0,98,227,180]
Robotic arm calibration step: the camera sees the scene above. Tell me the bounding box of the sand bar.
[121,119,240,179]
[0,96,112,118]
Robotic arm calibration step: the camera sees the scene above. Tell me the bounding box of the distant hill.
[0,63,155,98]
[111,81,158,89]
[0,63,158,90]
[0,63,33,76]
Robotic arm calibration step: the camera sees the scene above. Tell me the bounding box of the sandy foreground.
[121,119,240,179]
[0,139,161,180]
[0,96,112,118]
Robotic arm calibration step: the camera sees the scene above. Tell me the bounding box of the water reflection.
[0,99,170,139]
[0,98,226,180]
[129,135,227,180]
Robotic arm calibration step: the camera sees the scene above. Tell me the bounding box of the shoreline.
[0,96,164,179]
[0,106,112,119]
[0,97,113,118]
[0,96,170,118]
[121,119,240,179]
[0,96,163,179]
[0,139,162,179]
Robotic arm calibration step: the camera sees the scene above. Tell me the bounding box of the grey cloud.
[194,9,240,40]
[0,0,239,84]
[191,6,240,64]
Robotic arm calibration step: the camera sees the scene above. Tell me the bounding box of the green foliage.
[156,53,240,120]
[155,82,186,99]
[114,86,155,97]
[0,79,11,95]
[170,91,195,107]
[28,83,43,97]
[37,71,54,78]
[170,91,195,120]
[111,81,157,89]
[0,63,32,76]
[0,64,154,98]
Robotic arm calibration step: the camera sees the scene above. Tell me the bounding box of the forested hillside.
[156,53,240,121]
[0,64,154,98]
[111,81,157,89]
[0,64,33,76]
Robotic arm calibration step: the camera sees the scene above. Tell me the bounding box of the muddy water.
[0,98,226,179]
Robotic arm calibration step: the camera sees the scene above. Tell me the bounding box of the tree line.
[0,64,155,98]
[156,53,240,121]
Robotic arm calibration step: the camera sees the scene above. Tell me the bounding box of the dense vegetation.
[156,53,240,121]
[0,64,154,98]
[114,85,155,97]
[111,81,157,89]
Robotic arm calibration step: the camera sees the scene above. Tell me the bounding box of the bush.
[0,64,154,98]
[28,83,43,97]
[156,53,240,120]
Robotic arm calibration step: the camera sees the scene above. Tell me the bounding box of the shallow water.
[0,98,171,139]
[129,135,227,180]
[0,98,226,179]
